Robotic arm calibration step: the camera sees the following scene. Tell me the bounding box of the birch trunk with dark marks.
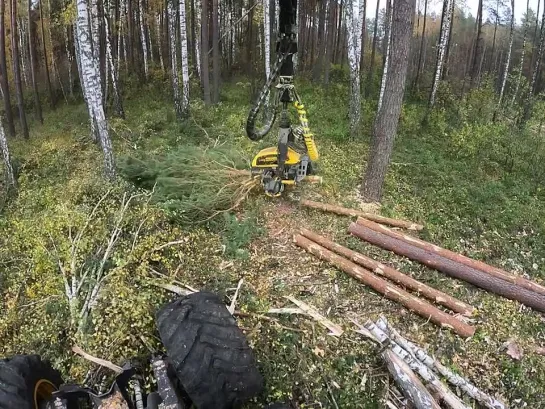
[39,2,55,108]
[75,23,97,141]
[156,13,165,71]
[28,0,42,123]
[495,0,514,117]
[104,6,125,118]
[346,0,362,138]
[0,0,15,137]
[377,1,393,112]
[168,0,182,119]
[511,0,530,106]
[362,0,415,202]
[0,119,15,190]
[10,0,29,138]
[364,0,380,97]
[263,0,270,81]
[442,0,455,80]
[428,0,452,110]
[179,0,190,116]
[18,19,29,87]
[358,0,366,75]
[76,0,115,178]
[413,0,427,89]
[139,0,148,78]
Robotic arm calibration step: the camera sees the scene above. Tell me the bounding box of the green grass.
[2,75,545,407]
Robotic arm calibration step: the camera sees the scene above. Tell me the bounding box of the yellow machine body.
[251,147,302,168]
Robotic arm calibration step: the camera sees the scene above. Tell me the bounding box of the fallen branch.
[150,282,195,296]
[72,345,123,374]
[228,279,244,314]
[357,217,545,296]
[383,349,441,409]
[294,235,475,337]
[300,199,423,230]
[285,296,344,336]
[349,223,545,313]
[376,317,507,409]
[300,228,474,316]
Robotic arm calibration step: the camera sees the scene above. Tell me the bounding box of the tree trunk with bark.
[362,0,415,202]
[523,3,545,122]
[211,0,220,103]
[495,0,514,118]
[76,0,116,178]
[0,119,15,190]
[312,0,327,82]
[346,0,362,138]
[201,0,211,104]
[138,0,149,78]
[0,0,15,138]
[488,0,499,73]
[377,1,393,111]
[442,0,455,80]
[179,0,190,116]
[28,0,42,123]
[104,5,125,118]
[364,0,380,97]
[469,0,483,87]
[168,0,183,119]
[358,0,366,74]
[10,0,29,138]
[511,0,530,106]
[39,2,55,108]
[323,0,336,84]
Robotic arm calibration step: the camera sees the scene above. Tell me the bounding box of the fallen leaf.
[504,339,523,360]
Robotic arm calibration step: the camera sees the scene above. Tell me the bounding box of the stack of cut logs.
[296,200,545,338]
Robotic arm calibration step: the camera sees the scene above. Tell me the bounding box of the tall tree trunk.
[10,0,29,138]
[381,0,391,65]
[362,0,416,202]
[211,0,220,103]
[324,0,336,84]
[138,0,149,78]
[511,0,530,106]
[0,119,15,190]
[413,0,427,89]
[530,0,541,73]
[47,0,66,103]
[65,26,74,98]
[190,0,197,74]
[428,0,452,110]
[263,0,271,80]
[0,0,15,138]
[156,12,165,71]
[312,0,327,82]
[495,0,514,117]
[40,2,55,108]
[442,0,455,80]
[364,0,380,97]
[127,0,134,66]
[194,0,201,78]
[104,3,125,117]
[179,0,190,116]
[168,0,182,119]
[76,0,115,178]
[201,0,211,104]
[358,0,366,74]
[74,23,96,140]
[469,0,483,87]
[18,19,29,87]
[377,0,393,111]
[28,0,42,123]
[523,3,545,122]
[346,0,362,138]
[334,0,344,64]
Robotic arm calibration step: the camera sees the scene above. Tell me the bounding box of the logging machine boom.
[246,0,319,197]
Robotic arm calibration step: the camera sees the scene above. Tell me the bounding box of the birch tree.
[377,0,393,111]
[201,0,211,105]
[104,4,125,118]
[10,0,29,138]
[76,0,115,178]
[139,0,149,78]
[168,0,183,119]
[263,0,271,82]
[362,0,416,202]
[495,0,514,114]
[428,0,453,109]
[0,119,15,191]
[156,13,165,71]
[346,0,362,138]
[179,0,190,116]
[511,0,530,106]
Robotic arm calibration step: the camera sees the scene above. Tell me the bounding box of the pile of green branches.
[120,145,258,224]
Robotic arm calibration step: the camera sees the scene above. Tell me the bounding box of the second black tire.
[156,292,264,409]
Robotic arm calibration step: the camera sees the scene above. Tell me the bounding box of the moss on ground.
[1,77,545,407]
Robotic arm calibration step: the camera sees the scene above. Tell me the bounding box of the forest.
[1,0,545,407]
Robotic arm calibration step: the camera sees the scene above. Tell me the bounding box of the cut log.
[300,228,474,316]
[357,217,545,296]
[300,199,423,230]
[383,348,442,409]
[355,320,470,409]
[294,234,475,337]
[349,223,545,313]
[376,317,507,409]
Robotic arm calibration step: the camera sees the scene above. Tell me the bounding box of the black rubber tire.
[0,354,63,409]
[156,292,264,409]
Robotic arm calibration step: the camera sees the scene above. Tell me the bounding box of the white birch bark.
[357,0,365,68]
[65,26,74,98]
[497,0,514,109]
[179,0,190,116]
[511,0,530,106]
[0,119,15,190]
[74,23,97,141]
[377,0,393,112]
[429,0,453,108]
[156,13,165,71]
[18,19,28,87]
[104,11,124,117]
[168,0,182,119]
[346,0,362,137]
[139,0,149,78]
[76,0,115,178]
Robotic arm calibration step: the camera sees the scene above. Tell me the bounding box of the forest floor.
[2,77,545,408]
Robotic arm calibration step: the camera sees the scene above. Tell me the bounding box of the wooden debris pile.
[354,316,506,409]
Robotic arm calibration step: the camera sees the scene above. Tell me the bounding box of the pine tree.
[10,0,29,138]
[0,0,15,137]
